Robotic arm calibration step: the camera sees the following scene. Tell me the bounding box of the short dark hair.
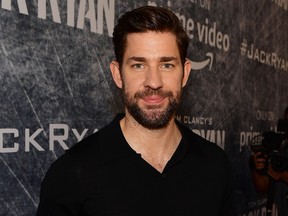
[112,6,189,67]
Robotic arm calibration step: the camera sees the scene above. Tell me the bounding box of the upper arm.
[36,153,80,216]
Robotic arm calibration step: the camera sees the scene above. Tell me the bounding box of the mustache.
[134,88,174,99]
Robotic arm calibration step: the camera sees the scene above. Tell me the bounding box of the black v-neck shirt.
[37,114,233,216]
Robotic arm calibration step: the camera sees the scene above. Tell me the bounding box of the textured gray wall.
[0,0,287,215]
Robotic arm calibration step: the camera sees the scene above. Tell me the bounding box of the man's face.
[111,31,191,129]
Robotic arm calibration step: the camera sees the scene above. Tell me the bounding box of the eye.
[131,63,145,70]
[161,63,174,70]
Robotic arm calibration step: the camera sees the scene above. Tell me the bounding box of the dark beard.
[122,88,180,129]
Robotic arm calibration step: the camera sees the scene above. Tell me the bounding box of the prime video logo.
[190,52,213,71]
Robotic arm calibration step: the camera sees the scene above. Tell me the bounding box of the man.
[37,6,233,216]
[250,106,288,216]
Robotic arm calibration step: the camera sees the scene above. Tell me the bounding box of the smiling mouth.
[142,95,166,106]
[134,89,173,105]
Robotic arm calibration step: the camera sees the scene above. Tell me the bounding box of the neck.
[120,112,182,172]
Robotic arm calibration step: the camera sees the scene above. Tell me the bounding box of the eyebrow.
[127,56,178,63]
[128,56,146,62]
[159,56,177,62]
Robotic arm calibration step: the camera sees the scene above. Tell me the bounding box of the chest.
[77,155,226,216]
[140,152,170,173]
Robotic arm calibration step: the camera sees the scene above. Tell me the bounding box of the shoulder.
[178,121,224,153]
[45,114,124,178]
[67,114,124,161]
[37,120,121,215]
[177,121,230,167]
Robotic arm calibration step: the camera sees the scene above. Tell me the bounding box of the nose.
[143,68,163,90]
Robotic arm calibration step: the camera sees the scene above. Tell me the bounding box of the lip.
[142,95,165,105]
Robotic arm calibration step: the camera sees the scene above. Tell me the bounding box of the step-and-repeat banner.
[0,0,287,215]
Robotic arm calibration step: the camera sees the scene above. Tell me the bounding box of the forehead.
[123,31,180,60]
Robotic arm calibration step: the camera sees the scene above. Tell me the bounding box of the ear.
[110,60,123,89]
[181,59,192,87]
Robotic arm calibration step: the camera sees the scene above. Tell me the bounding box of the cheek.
[122,75,145,90]
[165,77,183,89]
[122,81,141,96]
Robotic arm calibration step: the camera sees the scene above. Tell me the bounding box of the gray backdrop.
[0,0,288,215]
